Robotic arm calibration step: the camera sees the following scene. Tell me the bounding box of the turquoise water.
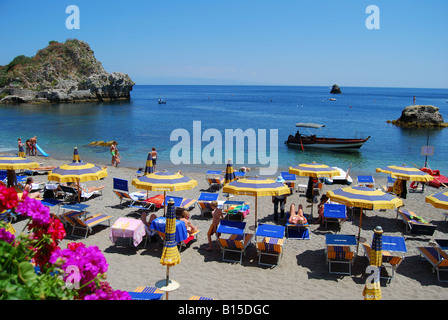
[0,85,447,176]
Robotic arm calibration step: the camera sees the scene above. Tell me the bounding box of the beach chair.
[285,212,310,240]
[323,203,347,229]
[362,243,404,281]
[396,209,436,236]
[382,176,396,194]
[281,172,296,192]
[112,178,153,209]
[0,209,18,223]
[326,245,355,276]
[150,217,197,250]
[59,185,100,202]
[216,220,253,264]
[356,175,375,188]
[197,193,219,218]
[165,195,197,211]
[189,296,213,300]
[223,200,250,221]
[128,286,163,300]
[66,211,113,238]
[417,246,448,283]
[206,170,224,191]
[255,224,285,267]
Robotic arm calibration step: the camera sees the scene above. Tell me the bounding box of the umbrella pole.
[77,178,81,203]
[165,265,170,300]
[163,191,166,217]
[255,195,258,230]
[357,208,364,252]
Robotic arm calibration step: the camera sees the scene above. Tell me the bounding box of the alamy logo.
[170,121,278,175]
[66,5,80,30]
[365,5,380,30]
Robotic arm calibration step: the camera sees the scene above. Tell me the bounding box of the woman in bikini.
[288,203,307,225]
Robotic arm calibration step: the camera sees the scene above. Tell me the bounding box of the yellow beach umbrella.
[222,177,290,229]
[376,164,434,195]
[131,171,197,216]
[224,158,236,185]
[363,226,383,300]
[0,156,40,187]
[47,162,108,202]
[426,191,448,210]
[326,186,403,251]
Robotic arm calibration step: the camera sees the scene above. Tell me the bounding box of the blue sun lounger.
[255,224,285,267]
[323,203,347,229]
[217,220,253,264]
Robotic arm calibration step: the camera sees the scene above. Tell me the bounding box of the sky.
[0,0,447,88]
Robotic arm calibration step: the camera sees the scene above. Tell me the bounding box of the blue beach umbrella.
[224,158,236,185]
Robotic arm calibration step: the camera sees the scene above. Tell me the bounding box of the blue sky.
[1,0,447,88]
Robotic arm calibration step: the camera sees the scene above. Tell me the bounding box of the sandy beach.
[7,155,448,301]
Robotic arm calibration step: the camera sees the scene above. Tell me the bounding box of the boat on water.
[285,123,370,151]
[328,98,336,101]
[157,97,166,104]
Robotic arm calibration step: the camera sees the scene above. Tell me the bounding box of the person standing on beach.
[207,201,223,251]
[151,147,158,171]
[30,136,37,156]
[18,138,25,157]
[110,141,117,166]
[413,96,416,105]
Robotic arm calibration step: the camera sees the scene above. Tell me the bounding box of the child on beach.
[288,203,307,225]
[25,139,31,155]
[110,141,117,166]
[113,149,122,167]
[180,209,198,236]
[207,200,224,251]
[18,138,25,157]
[151,147,157,171]
[316,195,329,225]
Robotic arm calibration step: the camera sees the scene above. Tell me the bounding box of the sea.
[1,85,447,177]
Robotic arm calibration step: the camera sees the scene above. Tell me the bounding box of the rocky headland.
[330,84,341,94]
[390,105,448,128]
[0,39,135,104]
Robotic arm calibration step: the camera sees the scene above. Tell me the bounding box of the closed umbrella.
[131,171,197,216]
[363,226,383,300]
[72,147,81,163]
[326,186,403,251]
[222,177,290,229]
[144,153,154,175]
[224,158,236,185]
[159,198,181,300]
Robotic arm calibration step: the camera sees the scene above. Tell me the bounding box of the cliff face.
[0,39,135,103]
[391,105,448,128]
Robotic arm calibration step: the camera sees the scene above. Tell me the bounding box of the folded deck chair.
[68,212,113,238]
[417,246,448,283]
[362,243,404,281]
[326,245,355,275]
[198,193,220,218]
[323,203,347,229]
[397,209,436,236]
[216,220,253,264]
[128,286,163,300]
[113,178,153,210]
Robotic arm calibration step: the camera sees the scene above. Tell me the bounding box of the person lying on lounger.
[65,182,105,193]
[180,209,198,236]
[23,177,42,199]
[288,203,308,225]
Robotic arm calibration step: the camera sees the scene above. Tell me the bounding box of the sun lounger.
[206,170,224,190]
[285,212,310,240]
[197,193,219,218]
[128,286,163,300]
[150,217,197,250]
[255,224,285,267]
[189,296,213,300]
[165,195,197,211]
[396,209,436,236]
[59,185,100,202]
[65,212,113,238]
[216,220,253,264]
[362,243,404,281]
[417,246,448,283]
[357,175,375,188]
[382,176,396,194]
[323,203,347,229]
[325,234,357,276]
[223,200,250,221]
[113,178,153,209]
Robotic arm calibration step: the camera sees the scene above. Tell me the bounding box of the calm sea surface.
[1,85,447,177]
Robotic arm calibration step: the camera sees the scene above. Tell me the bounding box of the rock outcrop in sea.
[0,39,135,104]
[330,84,341,94]
[391,105,448,128]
